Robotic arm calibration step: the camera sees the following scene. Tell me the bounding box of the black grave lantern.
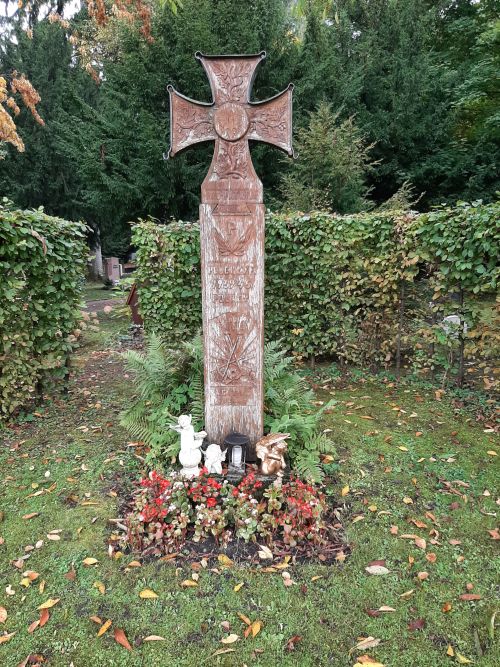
[223,432,249,476]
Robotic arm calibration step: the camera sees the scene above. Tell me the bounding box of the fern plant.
[121,335,336,480]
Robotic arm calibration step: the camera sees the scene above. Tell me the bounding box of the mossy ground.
[0,309,498,667]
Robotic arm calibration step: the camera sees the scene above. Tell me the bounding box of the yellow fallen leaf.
[456,653,472,664]
[220,633,239,644]
[20,578,31,588]
[139,588,158,599]
[353,662,385,667]
[403,497,413,504]
[234,582,244,592]
[144,635,166,641]
[250,620,262,637]
[0,631,15,644]
[447,645,455,656]
[128,560,141,568]
[341,485,350,496]
[212,648,236,656]
[400,589,414,598]
[311,576,323,582]
[83,557,99,566]
[238,613,252,625]
[217,554,233,567]
[180,580,197,588]
[0,607,7,624]
[37,598,60,610]
[94,581,106,595]
[398,447,409,452]
[486,450,497,456]
[97,619,112,637]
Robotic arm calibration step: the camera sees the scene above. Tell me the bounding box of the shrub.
[0,200,87,419]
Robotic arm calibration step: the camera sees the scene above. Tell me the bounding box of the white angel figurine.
[170,414,207,478]
[203,444,227,475]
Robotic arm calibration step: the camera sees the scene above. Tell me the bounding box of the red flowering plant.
[124,469,328,556]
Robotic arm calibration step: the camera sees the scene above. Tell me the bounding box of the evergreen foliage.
[1,0,498,249]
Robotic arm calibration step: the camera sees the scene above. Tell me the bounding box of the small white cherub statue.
[203,444,226,475]
[170,414,207,478]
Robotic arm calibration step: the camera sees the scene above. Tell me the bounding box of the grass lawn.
[83,281,125,303]
[0,311,498,667]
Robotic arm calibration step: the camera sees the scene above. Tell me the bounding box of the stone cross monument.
[167,52,293,458]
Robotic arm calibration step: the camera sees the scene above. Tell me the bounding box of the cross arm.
[247,84,295,156]
[167,85,215,157]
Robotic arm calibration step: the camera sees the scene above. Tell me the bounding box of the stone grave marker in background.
[167,52,293,457]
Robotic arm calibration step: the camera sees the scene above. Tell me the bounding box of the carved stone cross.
[167,52,293,458]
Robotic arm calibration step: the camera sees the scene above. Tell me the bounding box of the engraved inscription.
[214,103,249,141]
[214,220,253,256]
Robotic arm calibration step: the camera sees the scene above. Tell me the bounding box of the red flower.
[232,488,239,498]
[206,497,217,508]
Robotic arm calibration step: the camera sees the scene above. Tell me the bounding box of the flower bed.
[122,469,344,561]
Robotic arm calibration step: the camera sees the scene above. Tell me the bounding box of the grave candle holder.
[223,432,249,479]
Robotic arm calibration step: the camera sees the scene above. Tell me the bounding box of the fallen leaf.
[180,580,197,588]
[400,589,414,599]
[114,627,132,651]
[414,537,427,550]
[447,645,455,656]
[456,653,472,664]
[257,545,273,560]
[212,648,236,656]
[408,618,426,631]
[90,615,102,625]
[144,635,165,641]
[341,485,350,497]
[238,613,252,625]
[82,557,99,566]
[402,497,413,505]
[139,588,158,599]
[0,631,15,644]
[220,633,239,644]
[27,619,40,633]
[233,582,244,592]
[0,607,7,624]
[94,581,106,595]
[39,608,50,627]
[355,637,381,651]
[250,620,262,637]
[127,560,142,568]
[285,635,302,652]
[22,513,39,520]
[97,619,112,637]
[378,606,395,613]
[442,602,452,613]
[459,593,481,601]
[365,565,389,576]
[217,554,233,567]
[417,572,429,581]
[426,552,437,563]
[354,658,385,667]
[37,598,60,610]
[390,525,398,535]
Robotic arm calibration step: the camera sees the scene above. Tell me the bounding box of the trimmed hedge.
[132,210,419,363]
[0,201,87,419]
[132,202,499,376]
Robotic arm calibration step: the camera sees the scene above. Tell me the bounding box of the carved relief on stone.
[213,141,249,180]
[213,220,253,257]
[210,312,257,387]
[206,60,256,104]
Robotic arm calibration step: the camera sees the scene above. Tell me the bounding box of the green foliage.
[132,209,419,367]
[121,335,335,480]
[280,102,373,213]
[0,199,87,419]
[120,333,204,465]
